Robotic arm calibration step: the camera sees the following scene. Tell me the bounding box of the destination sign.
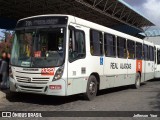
[16,16,68,28]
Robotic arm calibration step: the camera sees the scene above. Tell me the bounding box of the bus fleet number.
[41,68,55,76]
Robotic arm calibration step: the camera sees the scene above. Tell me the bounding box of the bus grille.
[16,76,50,84]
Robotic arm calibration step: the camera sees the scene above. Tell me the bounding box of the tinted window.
[117,37,126,58]
[149,46,154,61]
[154,47,156,63]
[153,47,155,61]
[90,30,103,56]
[69,29,86,62]
[157,49,160,64]
[127,40,135,59]
[148,46,150,60]
[104,33,116,57]
[136,42,142,59]
[143,44,148,60]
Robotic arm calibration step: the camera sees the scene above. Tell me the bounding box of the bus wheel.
[134,73,141,89]
[84,75,98,101]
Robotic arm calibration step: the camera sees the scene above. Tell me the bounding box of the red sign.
[34,51,41,57]
[41,68,55,76]
[136,60,142,72]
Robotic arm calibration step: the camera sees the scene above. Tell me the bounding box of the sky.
[0,0,160,37]
[123,0,160,26]
[0,30,3,40]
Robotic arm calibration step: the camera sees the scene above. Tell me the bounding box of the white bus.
[154,45,160,78]
[9,15,155,100]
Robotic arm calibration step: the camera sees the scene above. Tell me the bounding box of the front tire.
[83,75,98,101]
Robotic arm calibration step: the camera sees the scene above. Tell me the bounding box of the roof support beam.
[0,0,154,34]
[112,1,118,15]
[103,0,109,11]
[75,0,144,31]
[103,3,114,12]
[93,0,104,7]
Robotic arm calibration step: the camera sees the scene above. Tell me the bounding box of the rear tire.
[83,75,98,101]
[134,73,141,89]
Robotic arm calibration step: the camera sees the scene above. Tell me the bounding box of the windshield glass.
[11,27,66,68]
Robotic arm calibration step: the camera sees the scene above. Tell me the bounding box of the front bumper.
[9,77,66,96]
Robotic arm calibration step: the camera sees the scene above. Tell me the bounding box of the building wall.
[144,36,160,45]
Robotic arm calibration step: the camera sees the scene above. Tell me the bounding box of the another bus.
[9,15,155,100]
[154,45,160,78]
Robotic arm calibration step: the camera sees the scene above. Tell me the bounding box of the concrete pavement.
[0,89,9,101]
[0,79,160,120]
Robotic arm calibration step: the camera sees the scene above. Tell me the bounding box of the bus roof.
[18,14,154,45]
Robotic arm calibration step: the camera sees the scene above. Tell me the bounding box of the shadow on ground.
[97,84,141,96]
[147,78,160,82]
[5,92,83,106]
[3,84,140,106]
[148,79,160,110]
[153,92,160,110]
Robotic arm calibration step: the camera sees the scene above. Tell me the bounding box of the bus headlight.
[53,66,64,81]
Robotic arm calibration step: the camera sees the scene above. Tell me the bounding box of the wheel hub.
[89,81,96,95]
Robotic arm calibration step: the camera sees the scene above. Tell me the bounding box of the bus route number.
[41,68,55,76]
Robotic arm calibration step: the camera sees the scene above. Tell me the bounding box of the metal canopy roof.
[0,0,154,32]
[145,29,160,37]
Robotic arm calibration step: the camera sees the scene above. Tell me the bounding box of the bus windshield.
[11,27,66,68]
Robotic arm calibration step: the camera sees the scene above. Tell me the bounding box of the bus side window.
[157,49,160,64]
[127,40,135,59]
[117,37,126,58]
[90,30,103,56]
[136,42,142,60]
[148,46,150,61]
[143,44,148,61]
[104,33,116,57]
[149,46,154,61]
[69,29,86,62]
[154,47,156,63]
